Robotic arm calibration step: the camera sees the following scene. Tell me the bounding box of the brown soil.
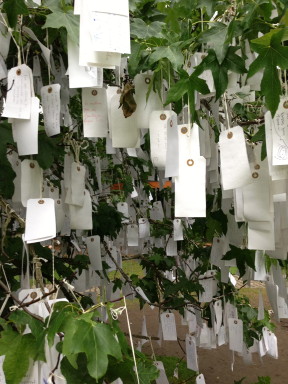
[119,295,288,384]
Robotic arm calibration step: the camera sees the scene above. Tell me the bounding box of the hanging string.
[0,13,21,66]
[46,29,51,84]
[223,93,231,131]
[124,296,140,384]
[19,16,25,65]
[149,336,157,362]
[284,70,288,98]
[52,240,55,289]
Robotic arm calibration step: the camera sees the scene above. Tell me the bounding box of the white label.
[165,112,179,177]
[271,98,288,165]
[41,84,61,137]
[154,361,169,384]
[117,202,129,223]
[173,219,183,241]
[166,236,177,256]
[21,160,43,207]
[127,224,139,246]
[86,235,102,270]
[70,162,86,206]
[219,126,252,190]
[228,318,243,353]
[185,335,198,371]
[138,218,150,238]
[160,312,177,341]
[24,199,56,243]
[69,190,93,230]
[2,64,33,119]
[196,374,206,384]
[82,87,108,137]
[54,199,65,233]
[12,96,39,156]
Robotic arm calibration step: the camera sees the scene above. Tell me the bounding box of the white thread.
[110,306,126,320]
[0,294,10,316]
[124,296,140,384]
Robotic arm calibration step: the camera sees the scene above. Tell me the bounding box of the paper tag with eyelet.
[21,160,43,207]
[228,318,243,353]
[219,126,252,190]
[263,327,278,358]
[173,219,183,241]
[154,361,169,384]
[54,199,65,233]
[160,312,177,341]
[24,198,56,243]
[110,93,140,148]
[11,96,39,156]
[2,64,33,119]
[185,335,198,371]
[70,162,86,206]
[175,156,206,217]
[40,84,61,136]
[149,110,177,170]
[127,224,139,246]
[82,87,108,137]
[69,189,93,229]
[196,373,206,384]
[151,201,165,221]
[165,111,179,177]
[213,300,223,335]
[86,235,102,270]
[138,218,150,238]
[134,74,162,129]
[271,98,288,165]
[117,202,129,223]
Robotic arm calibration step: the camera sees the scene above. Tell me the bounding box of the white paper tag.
[149,111,176,170]
[160,312,177,341]
[110,93,139,148]
[117,202,129,223]
[69,189,93,230]
[41,84,61,136]
[138,218,150,238]
[173,219,184,241]
[166,236,177,256]
[70,162,86,206]
[24,198,56,243]
[271,98,288,165]
[2,64,33,119]
[82,87,108,137]
[228,318,243,353]
[12,96,39,156]
[21,160,43,207]
[54,199,65,233]
[127,224,139,246]
[185,335,198,371]
[196,373,206,384]
[165,112,179,177]
[86,235,102,270]
[154,361,169,384]
[219,126,252,190]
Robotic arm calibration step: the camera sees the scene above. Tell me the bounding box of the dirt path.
[119,297,288,384]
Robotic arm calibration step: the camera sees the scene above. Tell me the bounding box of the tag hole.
[48,87,53,93]
[30,292,37,299]
[77,166,81,171]
[234,320,238,324]
[91,90,98,96]
[160,113,166,120]
[170,120,173,127]
[50,188,54,192]
[217,239,220,243]
[145,77,151,84]
[57,200,61,204]
[30,162,35,168]
[187,61,192,68]
[283,100,288,108]
[187,159,194,166]
[254,164,260,170]
[252,172,259,179]
[16,69,21,76]
[91,238,94,242]
[227,131,233,139]
[181,127,188,134]
[38,200,45,204]
[166,314,169,318]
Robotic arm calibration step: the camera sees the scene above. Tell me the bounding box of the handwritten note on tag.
[2,64,33,119]
[82,88,108,137]
[41,84,61,136]
[12,96,39,155]
[271,98,288,165]
[24,198,56,243]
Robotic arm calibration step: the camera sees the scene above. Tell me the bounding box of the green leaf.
[62,319,122,380]
[35,134,64,169]
[0,329,37,384]
[3,0,28,28]
[248,29,288,115]
[130,19,165,39]
[43,7,79,44]
[150,45,184,71]
[222,245,256,278]
[165,77,189,105]
[138,360,159,384]
[61,354,97,384]
[198,22,230,64]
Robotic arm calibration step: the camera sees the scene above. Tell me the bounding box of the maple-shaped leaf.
[194,46,247,100]
[222,245,256,278]
[248,29,288,116]
[43,0,79,44]
[164,69,210,122]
